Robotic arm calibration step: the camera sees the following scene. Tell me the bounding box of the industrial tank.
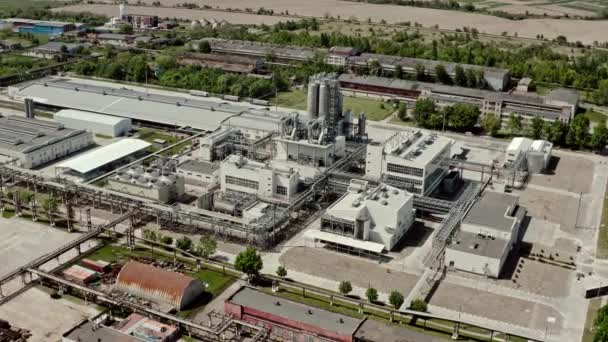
[318,83,329,119]
[307,82,319,118]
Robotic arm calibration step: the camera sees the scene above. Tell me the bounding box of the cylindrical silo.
[358,112,366,137]
[307,82,319,118]
[319,83,329,119]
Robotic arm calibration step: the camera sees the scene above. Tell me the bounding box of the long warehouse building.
[0,115,93,169]
[339,74,579,125]
[9,77,298,132]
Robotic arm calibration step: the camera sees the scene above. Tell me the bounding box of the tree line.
[410,98,608,151]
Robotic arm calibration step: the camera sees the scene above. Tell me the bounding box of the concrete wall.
[444,248,504,278]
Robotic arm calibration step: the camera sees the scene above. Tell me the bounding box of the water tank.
[119,3,128,18]
[358,112,366,136]
[307,82,319,118]
[190,20,201,29]
[363,223,370,241]
[318,83,329,119]
[214,199,236,214]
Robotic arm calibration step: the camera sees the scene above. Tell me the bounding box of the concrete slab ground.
[529,155,594,194]
[0,216,84,278]
[0,286,101,342]
[517,188,580,233]
[429,281,563,331]
[279,246,418,296]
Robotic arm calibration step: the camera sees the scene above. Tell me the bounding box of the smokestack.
[24,98,35,119]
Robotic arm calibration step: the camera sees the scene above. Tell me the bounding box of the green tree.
[118,24,134,34]
[544,120,567,145]
[234,247,263,282]
[506,113,523,136]
[394,64,403,79]
[365,287,378,303]
[434,64,451,84]
[195,235,217,258]
[389,290,404,309]
[19,191,34,204]
[42,198,58,213]
[159,235,173,248]
[413,98,437,127]
[465,68,478,88]
[155,54,177,71]
[454,65,467,86]
[176,236,193,251]
[593,80,608,106]
[368,59,382,76]
[276,265,287,279]
[590,124,608,152]
[566,114,590,149]
[198,40,211,53]
[445,103,480,131]
[482,114,501,136]
[338,281,353,295]
[409,298,428,312]
[397,102,408,121]
[528,116,544,139]
[143,229,157,242]
[415,63,426,81]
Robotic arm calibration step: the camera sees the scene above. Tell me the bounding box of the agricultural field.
[54,0,608,43]
[272,90,394,121]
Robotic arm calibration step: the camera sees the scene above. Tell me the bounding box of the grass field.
[136,128,191,155]
[596,182,608,258]
[584,110,608,125]
[272,90,394,121]
[583,298,602,342]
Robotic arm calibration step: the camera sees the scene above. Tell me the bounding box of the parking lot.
[279,246,419,296]
[0,217,83,277]
[0,286,101,342]
[529,155,594,194]
[429,281,563,330]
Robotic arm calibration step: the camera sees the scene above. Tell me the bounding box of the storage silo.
[318,83,329,119]
[307,82,319,118]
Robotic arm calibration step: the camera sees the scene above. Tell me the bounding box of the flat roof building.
[114,313,178,342]
[220,155,299,201]
[445,191,526,278]
[0,115,93,169]
[315,180,416,252]
[347,53,510,91]
[177,159,220,186]
[56,138,151,181]
[55,109,132,137]
[193,38,321,63]
[116,261,204,310]
[338,74,579,126]
[176,52,262,74]
[365,129,453,195]
[26,42,85,59]
[225,287,365,342]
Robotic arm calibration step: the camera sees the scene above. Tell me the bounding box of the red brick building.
[225,287,364,342]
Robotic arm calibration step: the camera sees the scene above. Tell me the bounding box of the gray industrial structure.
[55,109,132,137]
[0,115,93,169]
[338,74,579,127]
[108,164,185,204]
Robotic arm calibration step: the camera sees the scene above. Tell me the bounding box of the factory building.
[63,313,178,342]
[176,52,263,74]
[326,46,359,66]
[62,265,98,285]
[338,74,579,126]
[312,180,415,253]
[365,130,453,195]
[107,165,185,203]
[176,159,220,186]
[0,18,78,36]
[114,313,179,342]
[116,261,204,310]
[55,109,132,137]
[0,116,93,169]
[193,38,321,64]
[504,137,553,174]
[56,139,151,181]
[220,155,299,201]
[26,42,85,59]
[445,191,526,278]
[347,53,510,91]
[225,286,365,342]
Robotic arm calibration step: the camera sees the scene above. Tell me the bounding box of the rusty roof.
[116,261,197,307]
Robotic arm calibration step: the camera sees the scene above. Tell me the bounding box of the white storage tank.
[55,109,131,137]
[307,82,319,118]
[318,83,329,119]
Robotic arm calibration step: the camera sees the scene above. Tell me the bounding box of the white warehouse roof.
[56,138,151,174]
[55,109,131,125]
